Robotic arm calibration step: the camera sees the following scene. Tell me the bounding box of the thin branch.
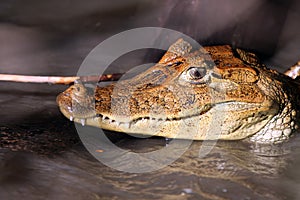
[0,73,123,85]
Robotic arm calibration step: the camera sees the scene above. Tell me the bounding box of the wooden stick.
[0,73,123,85]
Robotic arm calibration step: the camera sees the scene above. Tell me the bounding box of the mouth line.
[97,111,209,123]
[69,101,261,127]
[69,105,213,127]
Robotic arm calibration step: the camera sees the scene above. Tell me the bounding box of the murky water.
[2,110,300,200]
[1,1,300,199]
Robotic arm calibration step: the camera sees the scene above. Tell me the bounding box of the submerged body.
[57,39,300,143]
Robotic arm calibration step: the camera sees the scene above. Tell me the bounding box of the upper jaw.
[64,100,275,141]
[57,79,277,140]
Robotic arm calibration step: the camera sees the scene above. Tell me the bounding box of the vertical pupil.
[189,67,205,79]
[193,70,200,77]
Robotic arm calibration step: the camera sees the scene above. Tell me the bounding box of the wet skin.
[57,39,300,143]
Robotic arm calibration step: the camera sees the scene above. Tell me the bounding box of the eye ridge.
[188,67,206,79]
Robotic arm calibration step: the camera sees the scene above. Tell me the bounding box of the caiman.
[57,39,300,143]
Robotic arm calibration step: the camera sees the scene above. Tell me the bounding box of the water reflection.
[1,131,298,199]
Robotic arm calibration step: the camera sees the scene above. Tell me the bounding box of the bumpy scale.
[57,39,300,143]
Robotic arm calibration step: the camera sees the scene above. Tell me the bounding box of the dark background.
[0,0,299,75]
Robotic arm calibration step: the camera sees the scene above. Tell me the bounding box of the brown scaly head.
[57,39,300,143]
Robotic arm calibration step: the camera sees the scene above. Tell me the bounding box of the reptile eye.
[188,67,206,79]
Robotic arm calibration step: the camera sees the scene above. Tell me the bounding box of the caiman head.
[57,39,299,143]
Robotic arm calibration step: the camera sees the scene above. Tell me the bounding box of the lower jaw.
[65,102,273,140]
[71,114,207,139]
[72,115,266,141]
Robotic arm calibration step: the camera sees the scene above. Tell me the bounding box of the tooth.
[80,119,86,126]
[124,122,130,129]
[102,116,106,120]
[67,106,73,112]
[165,138,173,146]
[116,122,120,126]
[70,116,74,121]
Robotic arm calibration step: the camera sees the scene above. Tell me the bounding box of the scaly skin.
[57,39,300,143]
